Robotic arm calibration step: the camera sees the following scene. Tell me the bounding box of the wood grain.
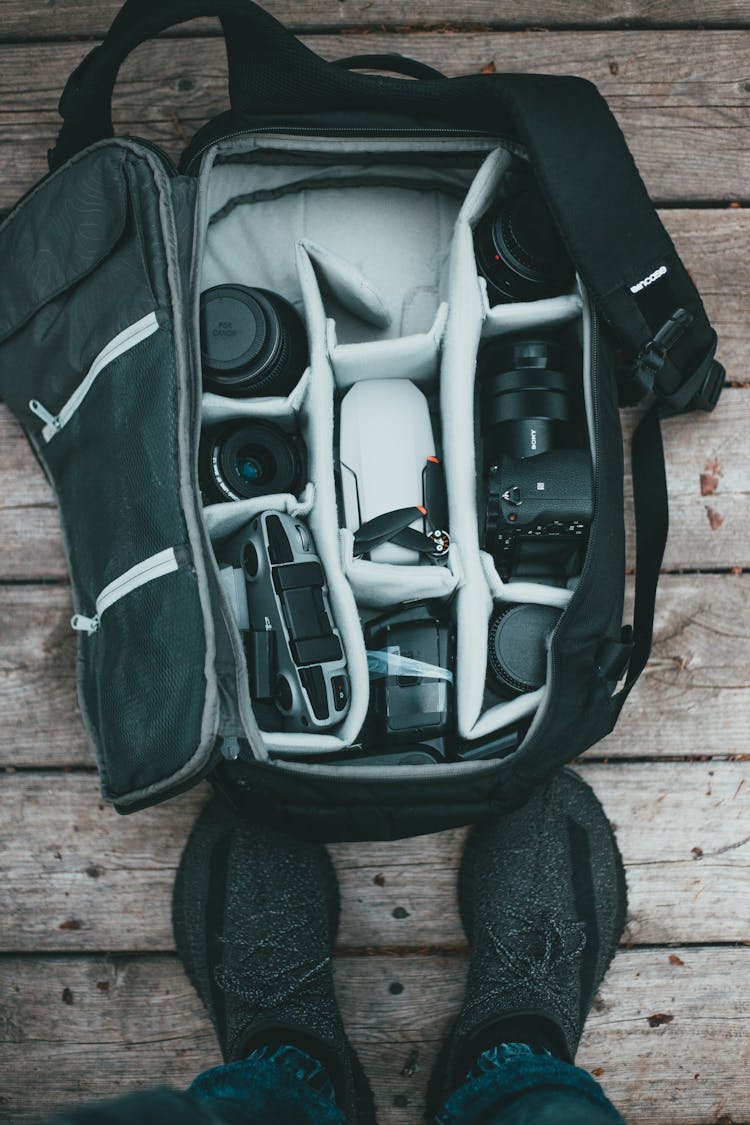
[0,949,747,1124]
[1,33,750,207]
[2,1,750,40]
[1,763,747,953]
[0,574,747,769]
[2,387,748,581]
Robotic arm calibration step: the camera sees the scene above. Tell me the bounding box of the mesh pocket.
[42,326,186,603]
[79,565,210,802]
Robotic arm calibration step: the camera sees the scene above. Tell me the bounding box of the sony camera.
[478,334,593,582]
[216,511,349,732]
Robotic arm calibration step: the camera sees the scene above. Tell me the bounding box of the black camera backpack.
[0,0,724,840]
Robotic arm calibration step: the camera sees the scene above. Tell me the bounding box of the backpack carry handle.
[332,55,446,81]
[49,0,454,170]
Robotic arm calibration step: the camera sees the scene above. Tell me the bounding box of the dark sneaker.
[172,797,376,1124]
[429,768,627,1111]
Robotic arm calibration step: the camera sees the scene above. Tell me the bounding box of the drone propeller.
[353,506,449,560]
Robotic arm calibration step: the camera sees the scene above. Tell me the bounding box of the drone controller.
[217,512,350,731]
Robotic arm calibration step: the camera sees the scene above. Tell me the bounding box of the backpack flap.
[0,144,240,808]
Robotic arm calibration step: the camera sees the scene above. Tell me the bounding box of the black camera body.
[478,334,593,583]
[485,450,593,580]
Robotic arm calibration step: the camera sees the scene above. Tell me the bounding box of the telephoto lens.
[477,334,584,460]
[475,186,574,305]
[199,420,305,504]
[487,603,562,695]
[200,285,308,397]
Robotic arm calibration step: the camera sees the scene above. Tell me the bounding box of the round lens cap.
[489,603,563,694]
[200,285,269,375]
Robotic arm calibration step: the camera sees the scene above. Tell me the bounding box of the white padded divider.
[330,303,449,390]
[261,240,371,755]
[299,239,391,329]
[442,147,593,743]
[480,552,573,609]
[440,147,514,740]
[204,484,315,542]
[340,528,460,609]
[201,377,308,427]
[481,289,583,339]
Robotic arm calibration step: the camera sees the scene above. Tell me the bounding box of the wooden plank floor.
[1,4,749,1124]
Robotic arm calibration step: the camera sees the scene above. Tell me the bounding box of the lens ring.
[477,335,581,459]
[200,285,308,397]
[475,188,574,305]
[200,420,303,503]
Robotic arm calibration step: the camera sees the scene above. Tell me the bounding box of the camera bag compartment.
[192,130,616,775]
[194,134,496,757]
[0,143,245,808]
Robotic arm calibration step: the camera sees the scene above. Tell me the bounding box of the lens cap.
[200,285,272,377]
[488,603,562,694]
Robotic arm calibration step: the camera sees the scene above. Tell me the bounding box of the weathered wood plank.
[1,33,750,207]
[1,763,747,952]
[0,949,747,1124]
[608,573,750,759]
[0,574,747,768]
[2,388,747,582]
[4,1,750,39]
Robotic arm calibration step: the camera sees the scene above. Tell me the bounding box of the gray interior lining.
[203,156,475,343]
[195,134,595,773]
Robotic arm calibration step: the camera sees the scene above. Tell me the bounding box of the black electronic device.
[200,284,308,397]
[216,512,349,731]
[478,333,593,582]
[487,603,563,695]
[474,185,574,306]
[364,602,454,754]
[200,420,305,504]
[485,450,593,580]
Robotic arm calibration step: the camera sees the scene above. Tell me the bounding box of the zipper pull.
[219,735,242,761]
[29,399,61,431]
[71,613,100,635]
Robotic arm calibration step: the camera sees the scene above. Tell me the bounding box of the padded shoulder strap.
[491,74,724,416]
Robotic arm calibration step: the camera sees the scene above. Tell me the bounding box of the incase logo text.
[630,265,668,294]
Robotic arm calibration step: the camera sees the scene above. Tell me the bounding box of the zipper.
[126,136,179,177]
[30,311,160,442]
[71,547,181,635]
[186,125,510,175]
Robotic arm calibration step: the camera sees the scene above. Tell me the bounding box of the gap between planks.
[5,1,750,38]
[2,386,749,581]
[1,572,747,768]
[0,948,748,1125]
[1,34,750,204]
[1,761,748,953]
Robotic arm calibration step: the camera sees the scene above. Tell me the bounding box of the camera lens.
[477,335,582,460]
[200,421,304,504]
[475,186,574,306]
[200,285,308,397]
[488,603,562,695]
